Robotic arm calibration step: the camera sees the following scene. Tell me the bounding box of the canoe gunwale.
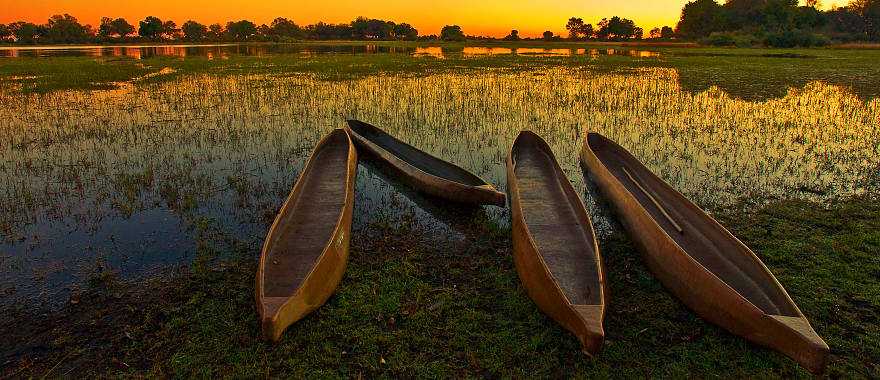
[511,133,606,306]
[580,132,828,374]
[255,129,358,342]
[507,130,606,355]
[346,120,506,206]
[584,133,803,318]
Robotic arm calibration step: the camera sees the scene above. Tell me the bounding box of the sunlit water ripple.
[1,66,878,306]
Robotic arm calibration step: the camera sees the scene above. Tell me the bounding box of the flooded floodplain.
[0,43,878,306]
[0,43,659,59]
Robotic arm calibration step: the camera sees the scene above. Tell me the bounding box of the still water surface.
[0,43,660,59]
[1,46,878,306]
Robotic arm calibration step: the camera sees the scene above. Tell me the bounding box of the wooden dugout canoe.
[346,119,506,206]
[580,132,828,374]
[507,131,606,355]
[256,129,358,342]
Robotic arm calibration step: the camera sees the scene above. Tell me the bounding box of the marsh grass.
[0,59,878,305]
[2,196,878,377]
[1,66,877,228]
[3,44,880,99]
[0,45,878,377]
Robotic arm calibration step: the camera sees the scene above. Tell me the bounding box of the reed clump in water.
[0,66,877,303]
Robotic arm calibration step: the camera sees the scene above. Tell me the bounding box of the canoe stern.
[761,315,830,374]
[572,304,606,356]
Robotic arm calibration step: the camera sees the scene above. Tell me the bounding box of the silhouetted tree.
[794,5,825,30]
[226,20,257,40]
[580,23,594,38]
[99,17,114,37]
[99,17,134,38]
[270,17,301,38]
[161,20,180,39]
[596,16,639,39]
[566,17,585,39]
[207,23,224,40]
[676,0,723,38]
[116,18,135,37]
[763,0,799,31]
[440,25,465,41]
[182,20,207,40]
[710,0,801,32]
[392,23,418,40]
[566,17,596,39]
[723,0,767,31]
[257,24,272,40]
[823,6,863,40]
[351,17,395,39]
[138,16,164,39]
[672,0,875,43]
[43,14,92,43]
[503,29,520,40]
[1,13,432,44]
[350,17,368,38]
[543,30,554,40]
[26,6,880,45]
[596,18,610,38]
[9,22,46,44]
[306,22,352,39]
[0,24,11,42]
[853,0,880,40]
[633,26,644,39]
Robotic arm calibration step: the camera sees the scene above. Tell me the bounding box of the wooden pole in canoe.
[622,166,684,234]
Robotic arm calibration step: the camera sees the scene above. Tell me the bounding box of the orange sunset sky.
[1,0,700,38]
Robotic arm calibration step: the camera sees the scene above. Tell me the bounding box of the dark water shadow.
[358,157,493,236]
[0,44,422,59]
[665,51,879,100]
[578,163,627,236]
[673,52,819,59]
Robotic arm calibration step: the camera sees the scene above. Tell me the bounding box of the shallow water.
[0,43,660,59]
[0,51,878,306]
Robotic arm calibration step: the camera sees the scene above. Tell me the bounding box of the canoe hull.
[508,131,605,355]
[580,133,828,374]
[256,129,358,342]
[346,120,505,206]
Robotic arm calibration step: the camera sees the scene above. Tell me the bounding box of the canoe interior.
[512,135,601,305]
[347,120,487,187]
[262,132,350,298]
[587,134,798,317]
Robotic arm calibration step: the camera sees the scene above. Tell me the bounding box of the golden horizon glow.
[0,0,700,38]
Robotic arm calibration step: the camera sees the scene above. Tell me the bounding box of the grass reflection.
[0,65,877,303]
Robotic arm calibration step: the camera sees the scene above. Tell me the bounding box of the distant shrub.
[702,32,759,47]
[764,30,830,48]
[703,32,736,46]
[703,30,829,48]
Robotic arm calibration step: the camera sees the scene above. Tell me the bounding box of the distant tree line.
[3,2,878,47]
[677,0,880,46]
[565,16,656,40]
[0,15,423,44]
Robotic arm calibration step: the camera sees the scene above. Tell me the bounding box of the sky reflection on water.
[0,43,662,59]
[0,55,877,308]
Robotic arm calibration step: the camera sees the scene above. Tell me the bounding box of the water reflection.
[1,67,877,307]
[0,44,416,59]
[447,47,659,58]
[0,43,661,60]
[413,47,444,59]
